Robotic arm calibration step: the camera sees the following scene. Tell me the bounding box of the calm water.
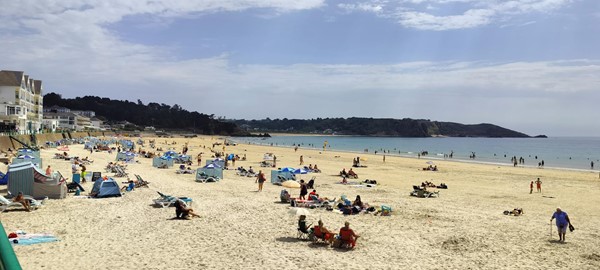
[231,136,600,171]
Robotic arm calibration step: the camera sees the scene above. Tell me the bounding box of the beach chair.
[134,175,150,188]
[114,166,128,178]
[153,191,192,208]
[297,222,313,240]
[311,226,331,244]
[280,189,291,203]
[334,229,357,249]
[0,195,42,212]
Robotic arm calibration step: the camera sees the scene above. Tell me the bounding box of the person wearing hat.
[551,207,571,242]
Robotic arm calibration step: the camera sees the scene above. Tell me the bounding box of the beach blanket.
[350,184,377,188]
[8,232,58,245]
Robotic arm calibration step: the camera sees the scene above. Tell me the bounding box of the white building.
[43,105,70,113]
[0,70,44,133]
[72,110,95,118]
[42,119,60,132]
[43,112,77,130]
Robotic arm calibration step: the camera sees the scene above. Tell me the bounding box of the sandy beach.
[2,135,600,270]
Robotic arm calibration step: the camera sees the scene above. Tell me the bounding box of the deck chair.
[0,195,41,212]
[118,166,129,177]
[311,226,331,244]
[334,229,357,249]
[134,174,150,188]
[297,221,313,240]
[153,191,192,208]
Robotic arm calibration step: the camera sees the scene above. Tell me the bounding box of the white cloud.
[0,0,597,135]
[337,0,573,30]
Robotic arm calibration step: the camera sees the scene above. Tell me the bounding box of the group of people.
[298,216,360,248]
[529,178,542,194]
[422,165,438,171]
[339,168,358,179]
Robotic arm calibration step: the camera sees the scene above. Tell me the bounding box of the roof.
[33,80,43,94]
[0,70,24,86]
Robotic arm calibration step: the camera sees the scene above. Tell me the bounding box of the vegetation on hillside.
[231,118,531,137]
[43,93,248,135]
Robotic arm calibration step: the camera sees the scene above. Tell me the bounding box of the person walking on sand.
[550,207,571,242]
[535,178,542,193]
[530,181,534,194]
[299,155,304,165]
[197,153,202,166]
[255,170,266,192]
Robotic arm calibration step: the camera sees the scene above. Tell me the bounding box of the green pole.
[0,222,23,270]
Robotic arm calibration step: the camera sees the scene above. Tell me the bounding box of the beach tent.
[119,140,135,151]
[270,170,295,185]
[174,154,191,164]
[17,148,40,158]
[164,150,178,157]
[0,172,7,185]
[152,156,174,168]
[12,154,43,168]
[205,158,225,168]
[196,163,223,181]
[293,168,308,175]
[91,178,122,198]
[116,151,135,163]
[7,162,67,199]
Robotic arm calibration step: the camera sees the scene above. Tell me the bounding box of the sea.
[230,136,600,171]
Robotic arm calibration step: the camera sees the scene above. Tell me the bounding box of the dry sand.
[1,135,600,269]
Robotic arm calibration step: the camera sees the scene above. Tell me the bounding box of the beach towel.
[8,232,58,245]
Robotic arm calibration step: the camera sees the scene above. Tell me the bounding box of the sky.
[1,0,599,136]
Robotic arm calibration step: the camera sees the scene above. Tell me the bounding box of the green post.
[0,222,23,270]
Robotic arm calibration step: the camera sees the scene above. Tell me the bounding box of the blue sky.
[1,0,599,136]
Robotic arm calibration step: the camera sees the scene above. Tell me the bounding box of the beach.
[2,135,600,269]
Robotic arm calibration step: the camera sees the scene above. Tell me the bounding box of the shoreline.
[230,138,600,174]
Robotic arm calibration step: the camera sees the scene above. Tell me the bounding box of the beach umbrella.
[17,155,35,159]
[289,207,311,216]
[293,168,308,175]
[165,150,177,156]
[282,180,300,188]
[279,167,295,173]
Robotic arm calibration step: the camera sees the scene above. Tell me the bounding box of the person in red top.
[529,181,534,194]
[336,221,359,248]
[313,220,334,244]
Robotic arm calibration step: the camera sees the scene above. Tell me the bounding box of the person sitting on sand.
[313,220,335,244]
[334,221,359,248]
[313,164,321,173]
[352,195,364,209]
[174,199,200,219]
[13,191,31,212]
[121,180,135,192]
[348,168,357,178]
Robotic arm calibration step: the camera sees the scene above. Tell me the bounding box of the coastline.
[2,134,600,269]
[231,137,600,174]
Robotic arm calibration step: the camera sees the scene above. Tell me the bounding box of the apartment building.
[0,70,44,133]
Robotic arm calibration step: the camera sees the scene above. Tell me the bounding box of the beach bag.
[569,224,575,232]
